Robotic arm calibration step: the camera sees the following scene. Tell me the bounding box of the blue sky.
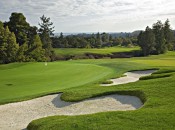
[0,0,175,33]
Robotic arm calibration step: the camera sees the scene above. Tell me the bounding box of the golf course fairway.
[0,51,175,130]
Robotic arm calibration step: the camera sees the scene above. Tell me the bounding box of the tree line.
[137,19,175,56]
[52,32,137,48]
[1,12,175,64]
[0,13,55,64]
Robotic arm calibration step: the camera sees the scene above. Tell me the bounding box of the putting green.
[0,61,114,104]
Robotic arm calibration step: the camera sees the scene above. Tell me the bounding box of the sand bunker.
[0,70,156,130]
[101,70,156,86]
[0,94,143,130]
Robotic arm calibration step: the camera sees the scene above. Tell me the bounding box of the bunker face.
[0,94,143,130]
[101,70,156,86]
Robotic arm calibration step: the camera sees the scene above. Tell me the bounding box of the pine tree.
[0,21,6,63]
[6,31,19,62]
[29,34,46,61]
[109,35,113,41]
[153,21,166,54]
[38,15,55,61]
[59,32,64,40]
[0,26,19,63]
[5,13,30,46]
[164,19,174,50]
[138,27,155,56]
[96,32,102,48]
[16,43,28,62]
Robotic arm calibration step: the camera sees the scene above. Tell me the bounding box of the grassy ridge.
[54,46,140,56]
[27,51,175,130]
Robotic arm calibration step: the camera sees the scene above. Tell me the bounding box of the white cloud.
[0,0,175,32]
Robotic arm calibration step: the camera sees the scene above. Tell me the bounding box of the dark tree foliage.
[38,15,55,61]
[153,20,166,54]
[164,19,175,50]
[0,26,19,63]
[0,13,49,63]
[138,26,155,56]
[52,32,135,49]
[137,19,175,56]
[101,32,109,42]
[4,13,30,46]
[38,15,55,36]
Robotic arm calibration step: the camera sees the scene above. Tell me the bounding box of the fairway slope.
[0,94,142,130]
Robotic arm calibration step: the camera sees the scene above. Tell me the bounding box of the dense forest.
[138,19,175,56]
[0,12,175,64]
[51,32,137,48]
[0,13,55,64]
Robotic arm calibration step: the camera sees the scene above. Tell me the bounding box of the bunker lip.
[0,93,143,130]
[101,70,157,86]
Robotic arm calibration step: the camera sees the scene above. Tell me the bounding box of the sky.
[0,0,175,33]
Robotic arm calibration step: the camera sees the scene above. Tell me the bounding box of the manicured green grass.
[0,62,114,104]
[1,51,175,130]
[54,46,140,56]
[27,51,175,130]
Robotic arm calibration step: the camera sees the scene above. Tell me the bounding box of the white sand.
[0,94,142,130]
[101,70,156,86]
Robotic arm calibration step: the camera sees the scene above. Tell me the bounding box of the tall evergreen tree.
[5,13,30,46]
[16,43,28,62]
[38,15,55,61]
[96,32,102,48]
[0,21,6,63]
[101,32,109,42]
[138,26,155,56]
[6,30,19,63]
[29,34,46,61]
[109,35,113,41]
[59,32,64,40]
[163,19,174,50]
[153,21,166,54]
[0,26,19,63]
